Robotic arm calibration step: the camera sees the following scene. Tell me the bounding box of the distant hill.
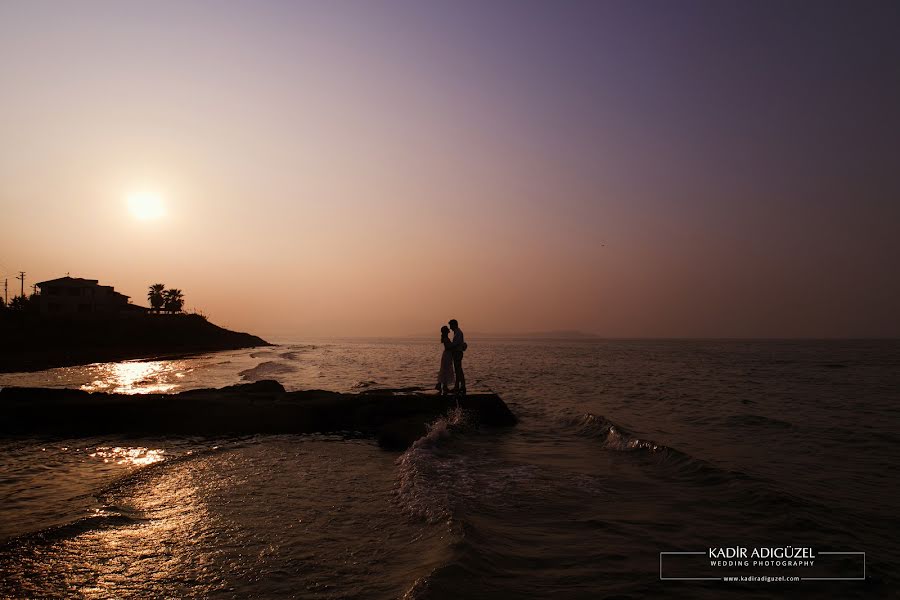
[407,330,602,340]
[470,330,602,340]
[0,313,270,373]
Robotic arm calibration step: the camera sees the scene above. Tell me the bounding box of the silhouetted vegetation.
[163,288,184,313]
[148,283,185,313]
[147,283,166,312]
[6,294,38,314]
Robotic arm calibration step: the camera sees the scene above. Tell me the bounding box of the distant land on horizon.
[330,330,606,341]
[276,332,900,342]
[464,330,603,340]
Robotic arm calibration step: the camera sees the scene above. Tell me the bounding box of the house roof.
[36,276,100,287]
[35,276,130,298]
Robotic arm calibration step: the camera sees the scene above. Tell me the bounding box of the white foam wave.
[576,414,665,453]
[394,407,472,524]
[237,361,296,381]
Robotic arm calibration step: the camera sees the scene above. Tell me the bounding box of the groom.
[448,319,466,395]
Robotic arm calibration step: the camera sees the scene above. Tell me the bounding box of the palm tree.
[163,288,185,313]
[148,283,166,313]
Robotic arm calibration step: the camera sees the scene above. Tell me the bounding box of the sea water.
[1,339,898,598]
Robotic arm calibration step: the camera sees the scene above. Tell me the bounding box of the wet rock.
[0,381,516,450]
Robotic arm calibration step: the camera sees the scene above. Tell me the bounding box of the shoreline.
[0,344,272,374]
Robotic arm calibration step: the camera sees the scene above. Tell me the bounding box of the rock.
[0,382,516,450]
[376,417,430,451]
[459,394,517,427]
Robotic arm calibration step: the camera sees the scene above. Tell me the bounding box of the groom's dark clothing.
[451,327,466,392]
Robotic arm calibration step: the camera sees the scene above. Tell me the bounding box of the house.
[35,277,146,317]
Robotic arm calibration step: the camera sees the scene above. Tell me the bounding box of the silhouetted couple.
[437,319,466,396]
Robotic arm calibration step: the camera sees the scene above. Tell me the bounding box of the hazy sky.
[2,1,898,338]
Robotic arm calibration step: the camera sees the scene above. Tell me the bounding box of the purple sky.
[1,1,898,337]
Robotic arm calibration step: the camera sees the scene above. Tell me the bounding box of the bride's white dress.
[438,343,455,387]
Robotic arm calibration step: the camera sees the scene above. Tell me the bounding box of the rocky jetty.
[0,381,517,450]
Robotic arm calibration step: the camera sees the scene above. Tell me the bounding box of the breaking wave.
[0,512,142,551]
[394,407,472,524]
[570,413,669,452]
[568,413,761,486]
[238,361,297,381]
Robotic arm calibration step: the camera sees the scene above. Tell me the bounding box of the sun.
[127,190,166,221]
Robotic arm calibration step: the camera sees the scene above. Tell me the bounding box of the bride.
[436,325,455,395]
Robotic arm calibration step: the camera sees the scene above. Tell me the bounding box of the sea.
[1,339,898,599]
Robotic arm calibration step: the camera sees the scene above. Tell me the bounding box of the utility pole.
[3,278,6,304]
[17,271,25,298]
[31,284,37,296]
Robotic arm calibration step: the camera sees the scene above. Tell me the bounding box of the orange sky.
[2,2,898,338]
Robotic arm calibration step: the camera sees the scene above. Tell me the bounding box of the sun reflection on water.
[88,446,165,466]
[47,475,210,599]
[79,361,186,394]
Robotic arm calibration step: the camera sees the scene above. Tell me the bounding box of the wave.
[566,413,859,531]
[569,413,762,486]
[394,407,474,525]
[0,511,142,551]
[393,409,478,600]
[352,380,379,389]
[570,413,668,453]
[393,405,531,525]
[6,437,262,556]
[95,438,256,504]
[238,361,297,381]
[3,441,259,559]
[277,345,316,361]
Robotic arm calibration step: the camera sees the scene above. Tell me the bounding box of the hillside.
[0,313,270,373]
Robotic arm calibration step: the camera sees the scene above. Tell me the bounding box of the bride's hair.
[440,325,450,338]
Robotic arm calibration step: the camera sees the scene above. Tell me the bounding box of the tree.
[9,294,33,312]
[163,288,184,313]
[148,283,166,313]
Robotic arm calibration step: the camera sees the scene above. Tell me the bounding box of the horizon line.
[264,334,900,342]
